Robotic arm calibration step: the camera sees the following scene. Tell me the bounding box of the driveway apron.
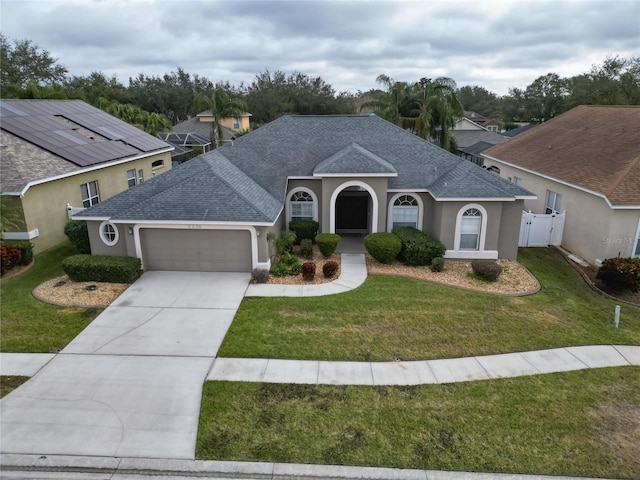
[0,271,250,459]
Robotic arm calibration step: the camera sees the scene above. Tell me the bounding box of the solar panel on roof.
[0,103,29,116]
[95,126,124,139]
[53,130,88,145]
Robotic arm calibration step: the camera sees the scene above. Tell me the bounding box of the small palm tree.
[193,87,248,149]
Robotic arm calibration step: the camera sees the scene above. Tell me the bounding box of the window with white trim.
[126,169,136,188]
[545,190,562,214]
[100,221,119,246]
[460,208,482,250]
[138,169,144,183]
[233,117,240,129]
[392,195,419,229]
[81,181,100,207]
[151,159,164,169]
[289,191,314,222]
[634,222,640,258]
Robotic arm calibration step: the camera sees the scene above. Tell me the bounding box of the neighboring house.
[459,111,501,133]
[502,123,536,138]
[156,132,212,166]
[450,116,509,166]
[0,99,173,253]
[171,111,252,147]
[75,114,535,272]
[482,105,640,265]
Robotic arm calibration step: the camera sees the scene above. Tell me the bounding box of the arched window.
[459,208,482,250]
[289,190,314,222]
[99,221,119,246]
[392,195,419,229]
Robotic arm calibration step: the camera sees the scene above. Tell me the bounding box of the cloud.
[0,0,638,96]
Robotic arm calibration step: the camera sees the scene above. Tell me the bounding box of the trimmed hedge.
[315,233,341,258]
[64,220,91,254]
[302,261,316,281]
[430,257,445,272]
[597,257,640,292]
[392,226,446,266]
[471,260,503,282]
[364,232,401,264]
[62,254,142,283]
[289,220,319,244]
[299,238,313,259]
[322,260,339,278]
[9,241,34,265]
[1,244,22,274]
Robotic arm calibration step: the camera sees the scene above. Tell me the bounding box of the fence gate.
[519,211,565,247]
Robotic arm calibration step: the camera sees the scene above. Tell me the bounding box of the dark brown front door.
[336,194,368,232]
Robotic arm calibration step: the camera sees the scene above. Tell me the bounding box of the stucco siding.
[21,151,171,253]
[87,221,128,256]
[498,200,524,260]
[483,158,640,264]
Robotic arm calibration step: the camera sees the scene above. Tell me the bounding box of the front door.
[336,193,369,234]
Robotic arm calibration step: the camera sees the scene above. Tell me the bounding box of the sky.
[1,0,639,96]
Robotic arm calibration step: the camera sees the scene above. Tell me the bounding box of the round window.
[99,221,119,246]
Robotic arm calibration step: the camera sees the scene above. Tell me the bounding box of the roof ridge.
[204,152,280,219]
[605,154,640,197]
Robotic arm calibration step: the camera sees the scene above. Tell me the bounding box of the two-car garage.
[139,228,253,272]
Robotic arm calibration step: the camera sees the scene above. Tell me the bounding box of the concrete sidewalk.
[0,453,616,480]
[245,253,367,297]
[208,345,640,385]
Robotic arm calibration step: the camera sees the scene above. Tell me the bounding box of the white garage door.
[140,229,252,272]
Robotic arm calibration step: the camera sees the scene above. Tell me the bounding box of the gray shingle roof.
[78,114,533,224]
[451,130,509,148]
[171,117,236,142]
[313,143,397,175]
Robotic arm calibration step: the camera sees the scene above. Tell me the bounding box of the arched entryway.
[329,181,378,235]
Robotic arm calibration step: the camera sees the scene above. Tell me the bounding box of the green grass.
[197,367,640,478]
[219,248,640,361]
[0,243,100,352]
[0,376,29,397]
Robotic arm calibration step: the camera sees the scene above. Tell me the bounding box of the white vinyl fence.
[519,211,565,247]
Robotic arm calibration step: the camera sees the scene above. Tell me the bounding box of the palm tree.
[360,74,415,127]
[413,77,463,151]
[193,87,248,149]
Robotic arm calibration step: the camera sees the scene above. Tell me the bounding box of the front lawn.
[198,366,640,478]
[218,248,640,361]
[0,243,100,352]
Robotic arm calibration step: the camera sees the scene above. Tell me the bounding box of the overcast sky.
[1,0,639,96]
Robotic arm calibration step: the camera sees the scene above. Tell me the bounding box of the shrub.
[364,232,401,264]
[252,269,270,284]
[288,259,302,275]
[430,257,445,272]
[302,261,316,281]
[289,220,319,244]
[299,238,313,259]
[596,257,640,292]
[275,230,296,255]
[322,260,339,278]
[315,233,340,258]
[392,227,446,266]
[1,245,22,274]
[471,260,503,282]
[64,220,91,254]
[10,241,34,265]
[270,260,289,277]
[62,255,142,283]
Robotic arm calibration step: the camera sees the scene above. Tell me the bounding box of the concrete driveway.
[0,271,250,459]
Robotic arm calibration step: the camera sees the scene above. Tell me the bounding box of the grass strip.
[197,366,640,478]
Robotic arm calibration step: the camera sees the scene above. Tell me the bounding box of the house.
[171,111,252,147]
[0,99,173,253]
[156,132,212,166]
[482,105,640,265]
[74,114,535,272]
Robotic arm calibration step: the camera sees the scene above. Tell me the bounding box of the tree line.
[2,34,638,140]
